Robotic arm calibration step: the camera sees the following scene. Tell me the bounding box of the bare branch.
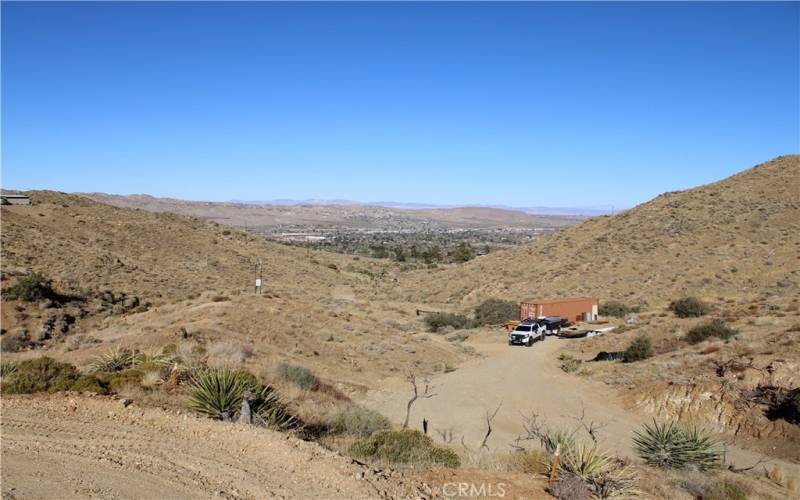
[570,403,607,444]
[402,371,437,429]
[480,402,503,450]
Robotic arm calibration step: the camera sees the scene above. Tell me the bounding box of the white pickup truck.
[508,319,547,346]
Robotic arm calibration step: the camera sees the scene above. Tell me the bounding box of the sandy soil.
[362,330,800,477]
[0,394,423,500]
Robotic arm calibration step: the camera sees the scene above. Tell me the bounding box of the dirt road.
[0,394,421,500]
[362,331,800,476]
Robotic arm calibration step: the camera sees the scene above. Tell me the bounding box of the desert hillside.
[398,155,800,306]
[0,192,466,390]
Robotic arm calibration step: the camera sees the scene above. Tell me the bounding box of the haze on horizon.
[2,2,798,209]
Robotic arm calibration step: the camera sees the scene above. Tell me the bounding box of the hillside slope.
[398,155,800,306]
[0,192,464,388]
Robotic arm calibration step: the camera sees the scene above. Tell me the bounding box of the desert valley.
[1,155,799,499]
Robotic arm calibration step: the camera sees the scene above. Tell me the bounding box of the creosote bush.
[686,319,737,344]
[599,301,639,318]
[623,335,653,362]
[274,363,319,391]
[633,420,722,471]
[348,429,460,468]
[4,272,57,302]
[1,357,107,394]
[669,297,710,318]
[424,312,472,333]
[473,298,519,326]
[326,405,391,437]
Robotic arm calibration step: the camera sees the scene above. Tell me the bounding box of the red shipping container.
[520,297,599,323]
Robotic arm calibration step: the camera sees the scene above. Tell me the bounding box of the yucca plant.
[250,385,297,431]
[633,420,722,471]
[560,445,639,499]
[543,429,576,455]
[0,361,18,378]
[187,368,297,430]
[187,367,250,419]
[88,347,135,373]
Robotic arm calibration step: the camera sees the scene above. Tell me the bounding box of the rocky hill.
[399,155,800,306]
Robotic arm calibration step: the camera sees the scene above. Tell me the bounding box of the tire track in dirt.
[1,394,423,499]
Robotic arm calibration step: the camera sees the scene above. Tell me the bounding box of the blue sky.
[2,2,798,209]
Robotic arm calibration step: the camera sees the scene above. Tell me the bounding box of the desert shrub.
[4,272,57,302]
[274,363,319,391]
[686,320,737,344]
[549,472,592,500]
[448,242,475,263]
[187,368,296,429]
[560,359,580,373]
[623,336,653,362]
[633,420,722,470]
[424,312,472,332]
[670,297,710,318]
[599,301,639,318]
[1,357,79,393]
[473,298,519,326]
[326,405,390,437]
[70,374,110,394]
[499,449,549,475]
[348,429,460,467]
[95,367,150,392]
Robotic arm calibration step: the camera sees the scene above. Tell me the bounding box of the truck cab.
[508,319,547,346]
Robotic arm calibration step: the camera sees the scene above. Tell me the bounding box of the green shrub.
[633,420,723,471]
[670,297,710,318]
[686,320,737,344]
[187,368,296,429]
[424,312,472,332]
[4,272,57,302]
[326,406,391,437]
[70,374,110,394]
[95,367,148,392]
[274,363,319,391]
[473,299,519,326]
[623,336,653,362]
[599,301,639,318]
[348,429,460,467]
[1,357,79,394]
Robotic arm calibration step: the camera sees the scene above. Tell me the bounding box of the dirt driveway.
[362,331,800,477]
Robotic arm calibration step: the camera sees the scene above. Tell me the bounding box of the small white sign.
[255,278,262,287]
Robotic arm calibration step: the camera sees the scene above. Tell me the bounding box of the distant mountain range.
[228,199,615,216]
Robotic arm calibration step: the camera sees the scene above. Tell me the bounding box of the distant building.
[520,297,599,323]
[0,195,31,205]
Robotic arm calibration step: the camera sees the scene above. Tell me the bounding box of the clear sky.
[2,2,798,209]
